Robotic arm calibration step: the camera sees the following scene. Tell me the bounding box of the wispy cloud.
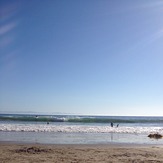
[151,29,163,41]
[0,1,22,76]
[0,22,17,36]
[121,28,163,57]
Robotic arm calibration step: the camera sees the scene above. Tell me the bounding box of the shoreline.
[1,142,163,162]
[1,140,163,147]
[1,130,163,145]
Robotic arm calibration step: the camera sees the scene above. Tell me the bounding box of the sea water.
[0,114,163,144]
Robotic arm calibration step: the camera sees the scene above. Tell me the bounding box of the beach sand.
[1,143,163,163]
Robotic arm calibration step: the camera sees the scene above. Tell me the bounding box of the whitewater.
[1,123,163,134]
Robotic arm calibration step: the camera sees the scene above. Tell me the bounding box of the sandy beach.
[1,143,163,163]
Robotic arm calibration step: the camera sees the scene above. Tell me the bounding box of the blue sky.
[0,0,163,116]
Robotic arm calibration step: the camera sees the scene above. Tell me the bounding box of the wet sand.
[1,143,163,163]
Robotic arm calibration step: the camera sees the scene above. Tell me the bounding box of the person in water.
[111,122,113,127]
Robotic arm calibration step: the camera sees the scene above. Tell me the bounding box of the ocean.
[0,114,163,145]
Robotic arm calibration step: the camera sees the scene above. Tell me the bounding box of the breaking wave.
[0,124,163,134]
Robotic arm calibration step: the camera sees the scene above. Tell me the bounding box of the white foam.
[0,124,163,134]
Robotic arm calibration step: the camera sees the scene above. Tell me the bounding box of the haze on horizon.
[0,0,163,116]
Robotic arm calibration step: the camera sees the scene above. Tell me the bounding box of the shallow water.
[0,131,163,145]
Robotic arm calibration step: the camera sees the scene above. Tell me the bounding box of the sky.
[0,0,163,116]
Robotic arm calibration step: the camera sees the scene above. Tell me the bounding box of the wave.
[0,124,163,134]
[1,114,163,124]
[67,118,163,123]
[0,115,65,122]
